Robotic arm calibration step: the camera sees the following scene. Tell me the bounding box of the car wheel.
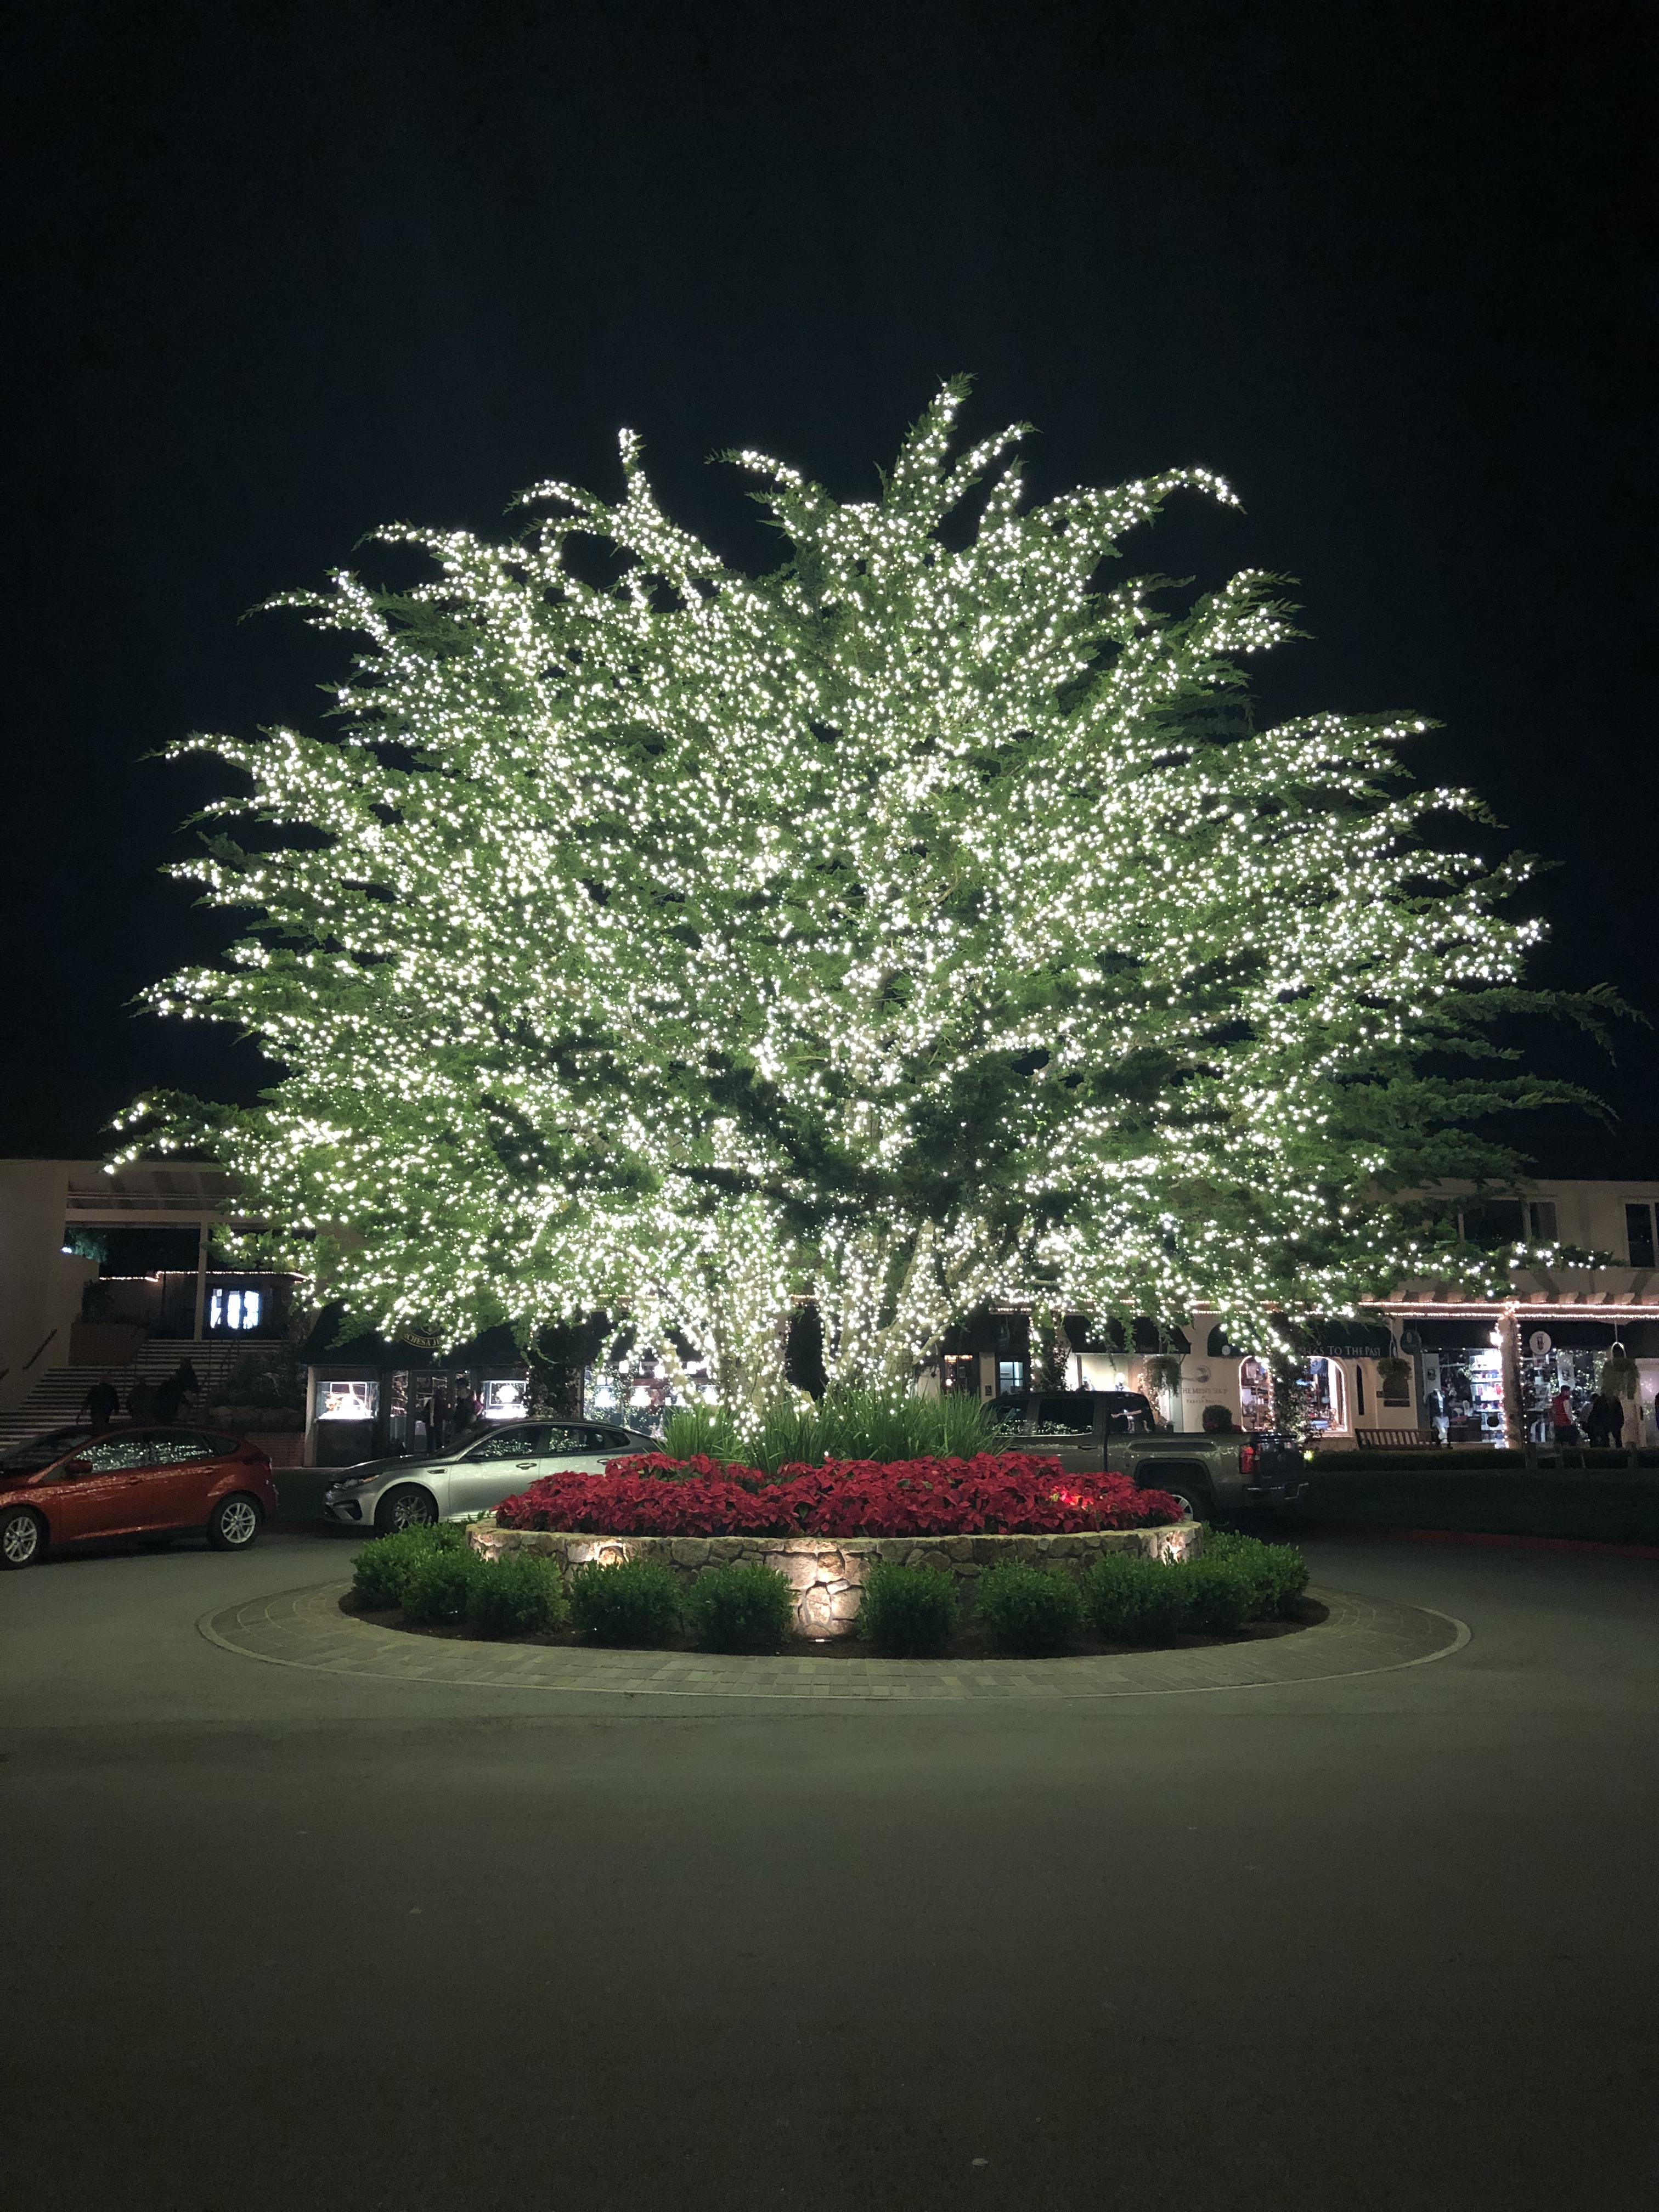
[375,1485,438,1535]
[206,1494,263,1551]
[1,1506,46,1569]
[1158,1485,1211,1526]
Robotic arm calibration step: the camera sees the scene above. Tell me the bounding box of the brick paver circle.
[199,1579,1469,1700]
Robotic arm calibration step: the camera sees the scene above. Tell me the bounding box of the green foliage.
[1083,1537,1306,1641]
[567,1557,683,1646]
[466,1551,567,1638]
[662,1386,994,1477]
[1081,1550,1195,1643]
[1202,1530,1310,1619]
[684,1564,796,1652]
[856,1561,960,1656]
[1182,1555,1254,1636]
[400,1545,486,1627]
[350,1522,462,1610]
[973,1560,1084,1656]
[129,386,1614,1408]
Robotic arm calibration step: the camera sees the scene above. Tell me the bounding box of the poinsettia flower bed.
[493,1451,1181,1539]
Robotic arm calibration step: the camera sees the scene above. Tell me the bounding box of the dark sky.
[4,0,1654,1170]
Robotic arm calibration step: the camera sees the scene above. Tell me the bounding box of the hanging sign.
[1527,1330,1553,1356]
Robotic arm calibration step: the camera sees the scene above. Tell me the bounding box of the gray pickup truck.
[995,1392,1306,1522]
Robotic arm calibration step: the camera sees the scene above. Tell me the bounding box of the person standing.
[1549,1385,1577,1447]
[127,1374,158,1423]
[154,1362,198,1423]
[81,1375,119,1433]
[1601,1392,1626,1448]
[1422,1385,1448,1445]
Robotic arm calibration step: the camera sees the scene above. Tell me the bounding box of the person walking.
[127,1374,158,1423]
[154,1362,198,1423]
[80,1375,120,1433]
[1422,1385,1448,1445]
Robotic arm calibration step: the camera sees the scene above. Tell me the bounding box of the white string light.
[117,381,1595,1406]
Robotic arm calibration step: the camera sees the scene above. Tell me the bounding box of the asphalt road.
[2,1525,1656,2212]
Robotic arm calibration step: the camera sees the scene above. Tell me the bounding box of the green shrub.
[1082,1550,1193,1643]
[400,1546,486,1627]
[684,1564,795,1652]
[973,1560,1084,1656]
[1182,1554,1254,1636]
[568,1558,683,1646]
[466,1551,567,1638]
[351,1522,459,1610]
[1203,1531,1310,1619]
[857,1561,958,1656]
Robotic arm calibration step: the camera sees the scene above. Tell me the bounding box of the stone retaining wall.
[469,1519,1202,1638]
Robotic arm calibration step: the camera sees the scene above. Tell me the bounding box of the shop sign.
[1528,1330,1553,1356]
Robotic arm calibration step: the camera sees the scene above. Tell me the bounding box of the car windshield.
[0,1427,89,1474]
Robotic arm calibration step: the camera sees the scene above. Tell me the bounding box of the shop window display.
[1239,1358,1274,1429]
[318,1378,378,1422]
[1299,1356,1348,1438]
[1420,1350,1504,1443]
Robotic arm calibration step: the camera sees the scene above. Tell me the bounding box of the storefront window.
[208,1286,263,1333]
[1239,1359,1273,1428]
[1420,1348,1504,1442]
[319,1378,378,1422]
[1298,1357,1348,1438]
[482,1378,528,1421]
[387,1370,410,1450]
[1519,1345,1602,1443]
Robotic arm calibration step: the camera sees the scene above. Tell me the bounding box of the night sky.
[4,0,1653,1171]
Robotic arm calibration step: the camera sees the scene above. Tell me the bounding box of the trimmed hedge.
[468,1551,567,1638]
[684,1564,796,1653]
[973,1561,1084,1656]
[1291,1472,1659,1545]
[1204,1531,1310,1619]
[402,1547,484,1627]
[856,1561,959,1656]
[1081,1536,1309,1643]
[568,1558,683,1646]
[351,1521,468,1610]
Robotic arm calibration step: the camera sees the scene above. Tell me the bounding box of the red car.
[0,1424,279,1569]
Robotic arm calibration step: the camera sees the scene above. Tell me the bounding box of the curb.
[196,1579,1471,1701]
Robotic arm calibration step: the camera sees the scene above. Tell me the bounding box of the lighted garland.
[122,382,1606,1406]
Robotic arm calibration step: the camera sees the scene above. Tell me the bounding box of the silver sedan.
[321,1419,653,1536]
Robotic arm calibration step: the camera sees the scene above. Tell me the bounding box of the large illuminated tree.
[127,383,1601,1407]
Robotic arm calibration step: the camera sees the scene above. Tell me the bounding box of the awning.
[1067,1316,1190,1356]
[1405,1319,1502,1352]
[1205,1316,1394,1361]
[1296,1317,1396,1361]
[1514,1318,1618,1352]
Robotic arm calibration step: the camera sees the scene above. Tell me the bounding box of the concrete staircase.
[0,1342,252,1454]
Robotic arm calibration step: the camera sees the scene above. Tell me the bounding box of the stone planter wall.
[469,1519,1202,1638]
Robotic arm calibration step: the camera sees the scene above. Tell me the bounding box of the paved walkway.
[200,1576,1468,1698]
